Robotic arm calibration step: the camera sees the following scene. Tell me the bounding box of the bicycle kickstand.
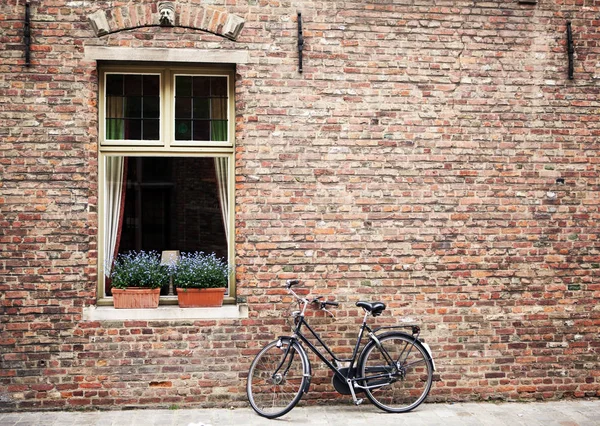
[346,378,363,406]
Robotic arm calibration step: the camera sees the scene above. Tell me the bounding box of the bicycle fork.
[275,338,312,394]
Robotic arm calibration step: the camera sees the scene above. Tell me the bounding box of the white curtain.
[215,157,229,242]
[104,156,125,276]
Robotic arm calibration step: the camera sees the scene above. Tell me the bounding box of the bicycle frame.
[281,285,423,404]
[292,313,367,383]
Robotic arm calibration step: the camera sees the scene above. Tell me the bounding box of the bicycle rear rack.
[373,325,420,337]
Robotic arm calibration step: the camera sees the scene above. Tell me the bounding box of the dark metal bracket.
[297,12,304,73]
[566,21,574,80]
[24,2,31,67]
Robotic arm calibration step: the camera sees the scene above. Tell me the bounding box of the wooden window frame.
[97,64,236,306]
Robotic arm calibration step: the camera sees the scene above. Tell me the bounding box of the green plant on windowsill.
[110,251,169,289]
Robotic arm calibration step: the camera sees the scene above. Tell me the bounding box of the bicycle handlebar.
[286,279,300,289]
[286,279,338,312]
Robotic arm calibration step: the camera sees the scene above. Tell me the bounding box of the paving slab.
[1,400,599,426]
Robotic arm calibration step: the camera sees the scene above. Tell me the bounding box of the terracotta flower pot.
[112,287,161,309]
[176,287,226,308]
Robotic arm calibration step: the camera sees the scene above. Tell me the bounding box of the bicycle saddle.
[356,301,386,316]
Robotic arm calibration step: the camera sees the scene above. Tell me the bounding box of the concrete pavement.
[1,399,599,425]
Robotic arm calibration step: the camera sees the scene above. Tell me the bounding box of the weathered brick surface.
[1,0,599,411]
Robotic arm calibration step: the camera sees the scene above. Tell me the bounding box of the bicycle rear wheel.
[359,332,433,412]
[247,339,308,418]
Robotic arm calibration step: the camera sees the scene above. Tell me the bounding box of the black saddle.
[356,301,386,317]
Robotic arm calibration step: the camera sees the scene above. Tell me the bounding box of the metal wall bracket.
[298,12,304,73]
[566,21,574,80]
[24,2,31,67]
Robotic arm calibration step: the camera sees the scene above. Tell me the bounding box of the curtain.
[106,95,124,140]
[214,157,229,243]
[104,157,127,277]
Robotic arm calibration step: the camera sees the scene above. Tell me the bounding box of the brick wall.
[1,0,599,411]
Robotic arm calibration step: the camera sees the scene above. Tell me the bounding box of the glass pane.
[143,119,160,140]
[193,98,210,119]
[143,75,159,96]
[106,74,123,96]
[176,76,192,96]
[143,97,160,118]
[124,75,143,96]
[211,98,227,120]
[124,119,142,140]
[175,119,192,140]
[193,121,210,141]
[192,76,210,97]
[106,119,124,140]
[106,96,123,118]
[105,73,162,142]
[211,121,227,141]
[175,97,192,119]
[113,156,229,266]
[211,77,227,97]
[124,97,142,118]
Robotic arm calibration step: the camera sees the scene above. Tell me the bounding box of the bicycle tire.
[358,332,433,412]
[247,339,309,419]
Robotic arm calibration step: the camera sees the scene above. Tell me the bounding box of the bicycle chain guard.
[331,368,364,395]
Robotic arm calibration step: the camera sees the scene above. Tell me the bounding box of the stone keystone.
[88,10,111,36]
[223,14,245,40]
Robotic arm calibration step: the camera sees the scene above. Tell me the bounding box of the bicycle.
[246,279,436,418]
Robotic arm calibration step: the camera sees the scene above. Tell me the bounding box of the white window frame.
[97,64,236,306]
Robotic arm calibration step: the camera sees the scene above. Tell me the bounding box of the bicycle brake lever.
[322,307,336,319]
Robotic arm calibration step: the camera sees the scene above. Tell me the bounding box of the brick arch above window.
[88,2,245,41]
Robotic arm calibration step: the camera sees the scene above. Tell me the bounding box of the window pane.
[211,77,227,97]
[211,121,227,141]
[106,74,123,96]
[124,75,143,96]
[106,119,124,139]
[175,97,192,119]
[192,76,210,97]
[104,74,160,141]
[193,98,210,119]
[176,76,192,96]
[143,119,160,140]
[112,156,229,262]
[124,97,142,118]
[173,74,229,143]
[175,119,192,140]
[106,96,123,118]
[211,98,227,120]
[124,119,142,140]
[143,97,160,118]
[193,121,210,141]
[143,75,159,96]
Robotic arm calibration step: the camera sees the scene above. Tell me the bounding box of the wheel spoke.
[247,341,307,418]
[360,333,433,412]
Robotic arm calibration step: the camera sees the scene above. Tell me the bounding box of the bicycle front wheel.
[247,339,308,419]
[359,332,433,412]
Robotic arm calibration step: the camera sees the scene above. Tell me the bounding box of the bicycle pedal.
[354,398,363,406]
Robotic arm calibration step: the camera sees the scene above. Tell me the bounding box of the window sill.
[83,304,248,321]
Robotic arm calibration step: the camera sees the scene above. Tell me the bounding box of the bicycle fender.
[420,341,436,371]
[276,336,312,394]
[368,331,436,371]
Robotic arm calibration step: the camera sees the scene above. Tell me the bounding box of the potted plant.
[173,252,231,308]
[109,251,169,309]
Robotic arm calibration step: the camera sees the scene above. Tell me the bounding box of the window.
[98,65,235,304]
